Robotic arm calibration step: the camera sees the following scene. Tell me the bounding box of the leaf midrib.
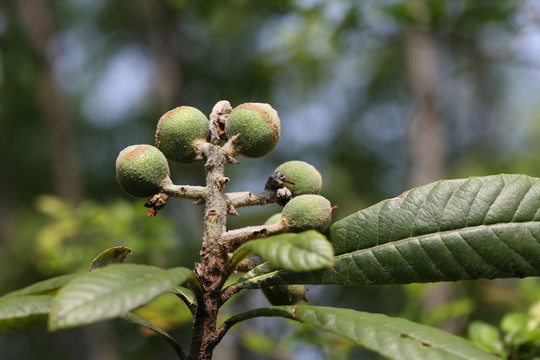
[341,220,540,255]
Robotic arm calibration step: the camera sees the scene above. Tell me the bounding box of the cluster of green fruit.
[263,161,333,306]
[115,102,334,306]
[270,161,332,232]
[116,103,281,197]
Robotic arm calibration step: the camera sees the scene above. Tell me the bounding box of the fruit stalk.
[225,190,279,208]
[162,183,208,200]
[220,220,288,252]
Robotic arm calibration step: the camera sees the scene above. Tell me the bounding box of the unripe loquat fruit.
[262,285,307,306]
[264,213,282,225]
[224,103,280,158]
[282,194,332,232]
[116,145,170,198]
[156,106,209,163]
[275,160,322,197]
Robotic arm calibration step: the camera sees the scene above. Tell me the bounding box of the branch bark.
[167,102,293,359]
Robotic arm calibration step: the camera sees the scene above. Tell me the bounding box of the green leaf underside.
[229,231,334,273]
[170,286,195,306]
[121,313,185,357]
[89,246,133,271]
[2,274,78,298]
[0,295,52,332]
[238,175,540,288]
[227,306,500,360]
[48,264,192,331]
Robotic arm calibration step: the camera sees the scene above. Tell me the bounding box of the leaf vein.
[415,237,450,279]
[511,177,534,223]
[454,230,500,277]
[409,183,437,237]
[481,178,505,225]
[494,225,537,272]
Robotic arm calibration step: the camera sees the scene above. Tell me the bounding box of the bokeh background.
[2,0,540,359]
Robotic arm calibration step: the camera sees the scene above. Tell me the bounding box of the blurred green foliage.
[0,195,191,292]
[468,278,540,359]
[32,195,179,273]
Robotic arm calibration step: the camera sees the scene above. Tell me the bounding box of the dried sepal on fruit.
[224,103,280,158]
[116,144,170,198]
[156,106,209,163]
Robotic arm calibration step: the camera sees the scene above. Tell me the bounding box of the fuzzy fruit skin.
[275,160,322,196]
[155,106,209,163]
[224,103,280,158]
[116,145,170,198]
[262,285,306,306]
[282,194,332,232]
[264,213,282,225]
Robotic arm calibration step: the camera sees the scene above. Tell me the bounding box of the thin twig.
[225,190,278,208]
[213,307,295,349]
[220,220,288,252]
[220,284,241,305]
[162,183,208,200]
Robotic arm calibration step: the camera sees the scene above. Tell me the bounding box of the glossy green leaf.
[0,295,52,332]
[224,305,500,360]
[89,246,133,271]
[122,312,186,359]
[227,230,333,274]
[238,175,540,288]
[2,274,78,298]
[48,264,193,331]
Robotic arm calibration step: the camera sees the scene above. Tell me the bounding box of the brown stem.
[220,284,241,305]
[186,105,291,359]
[188,142,231,360]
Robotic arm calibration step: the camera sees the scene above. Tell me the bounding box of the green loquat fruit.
[282,194,332,232]
[116,144,170,198]
[275,160,322,196]
[262,285,307,306]
[264,213,282,225]
[155,106,209,163]
[224,103,280,158]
